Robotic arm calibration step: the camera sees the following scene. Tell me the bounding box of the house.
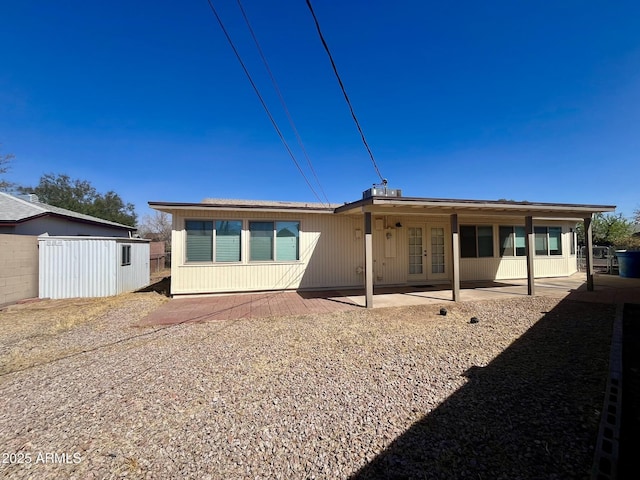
[149,188,616,307]
[0,192,135,237]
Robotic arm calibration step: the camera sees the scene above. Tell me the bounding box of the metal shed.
[38,236,150,299]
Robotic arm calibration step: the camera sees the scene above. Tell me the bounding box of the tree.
[576,212,635,247]
[19,173,137,226]
[137,211,172,248]
[0,145,15,191]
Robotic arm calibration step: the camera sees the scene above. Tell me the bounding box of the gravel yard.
[0,293,613,479]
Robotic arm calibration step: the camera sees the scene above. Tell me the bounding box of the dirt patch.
[0,292,168,375]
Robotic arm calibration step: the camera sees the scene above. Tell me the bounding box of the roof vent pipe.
[18,193,40,203]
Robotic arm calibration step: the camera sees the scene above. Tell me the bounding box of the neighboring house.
[149,189,616,307]
[0,192,135,237]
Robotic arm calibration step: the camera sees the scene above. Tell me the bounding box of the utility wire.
[206,0,325,205]
[305,0,385,183]
[236,0,331,206]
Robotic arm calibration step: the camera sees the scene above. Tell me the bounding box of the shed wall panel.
[39,238,117,298]
[116,242,150,293]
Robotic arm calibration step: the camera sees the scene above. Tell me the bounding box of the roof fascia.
[148,202,335,214]
[334,196,615,218]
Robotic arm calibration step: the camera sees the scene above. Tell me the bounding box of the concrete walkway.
[138,273,640,326]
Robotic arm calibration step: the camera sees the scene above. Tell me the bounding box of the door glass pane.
[408,227,423,274]
[431,227,445,274]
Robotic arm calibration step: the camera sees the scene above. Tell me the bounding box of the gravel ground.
[0,293,614,479]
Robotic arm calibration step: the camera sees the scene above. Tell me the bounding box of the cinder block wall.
[0,234,39,305]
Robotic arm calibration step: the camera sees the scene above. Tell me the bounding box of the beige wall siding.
[170,211,580,294]
[460,220,578,280]
[0,234,39,305]
[171,210,364,294]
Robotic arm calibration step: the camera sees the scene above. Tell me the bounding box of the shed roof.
[0,192,135,230]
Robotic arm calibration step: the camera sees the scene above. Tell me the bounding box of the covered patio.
[334,195,616,307]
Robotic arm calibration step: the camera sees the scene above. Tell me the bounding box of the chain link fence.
[577,246,618,274]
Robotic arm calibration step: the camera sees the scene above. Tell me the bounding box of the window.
[186,220,213,262]
[215,220,242,262]
[276,221,300,261]
[249,221,300,261]
[460,225,493,258]
[185,220,242,263]
[249,221,274,261]
[535,226,563,256]
[499,226,526,256]
[121,245,131,266]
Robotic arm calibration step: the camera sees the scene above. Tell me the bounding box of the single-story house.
[149,188,615,307]
[0,192,135,237]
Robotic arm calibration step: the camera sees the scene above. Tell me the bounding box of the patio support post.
[584,215,595,291]
[364,211,374,308]
[450,213,461,301]
[525,215,535,296]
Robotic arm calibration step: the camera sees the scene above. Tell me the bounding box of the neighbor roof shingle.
[0,192,134,229]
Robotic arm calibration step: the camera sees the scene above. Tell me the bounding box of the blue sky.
[1,1,639,221]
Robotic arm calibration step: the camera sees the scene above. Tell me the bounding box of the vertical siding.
[116,242,150,293]
[39,238,117,299]
[39,237,150,299]
[171,210,364,294]
[169,211,579,295]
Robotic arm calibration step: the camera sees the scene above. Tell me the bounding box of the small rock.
[470,317,479,324]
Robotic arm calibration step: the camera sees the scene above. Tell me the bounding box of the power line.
[305,0,385,183]
[205,0,326,205]
[236,0,331,206]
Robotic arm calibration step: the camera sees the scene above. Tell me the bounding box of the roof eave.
[148,201,336,214]
[334,196,617,217]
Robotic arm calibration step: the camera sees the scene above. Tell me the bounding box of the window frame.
[121,244,131,266]
[569,228,576,255]
[460,225,494,258]
[499,226,527,257]
[534,226,563,256]
[248,220,301,263]
[184,219,243,264]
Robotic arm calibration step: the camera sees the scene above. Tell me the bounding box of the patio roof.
[335,195,616,219]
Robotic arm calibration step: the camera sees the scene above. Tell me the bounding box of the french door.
[407,224,448,282]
